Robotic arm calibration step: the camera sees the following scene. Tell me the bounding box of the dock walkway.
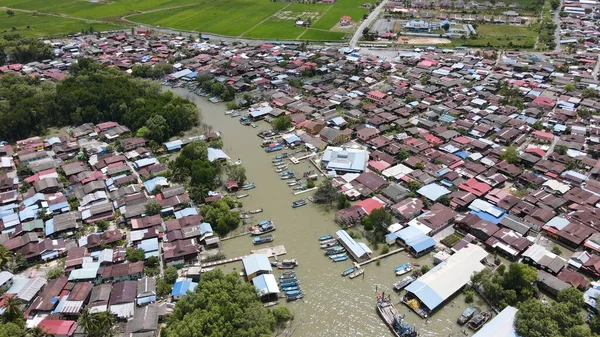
[200,245,287,268]
[221,231,251,241]
[358,248,405,266]
[289,152,316,164]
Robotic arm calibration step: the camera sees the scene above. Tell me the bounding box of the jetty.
[201,245,287,268]
[293,187,318,195]
[221,231,251,241]
[289,152,316,164]
[358,248,405,266]
[201,256,246,268]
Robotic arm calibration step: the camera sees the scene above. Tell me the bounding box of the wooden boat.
[282,285,300,292]
[236,193,249,199]
[393,276,416,291]
[231,111,241,117]
[225,110,234,115]
[274,153,289,160]
[332,255,348,262]
[248,220,275,235]
[342,267,355,277]
[263,301,278,307]
[251,123,258,128]
[458,307,479,325]
[281,259,298,266]
[286,292,304,301]
[467,310,492,331]
[292,199,307,208]
[320,241,338,249]
[325,246,345,255]
[377,293,417,337]
[279,277,297,284]
[253,234,274,245]
[349,268,364,279]
[249,209,263,214]
[240,214,253,219]
[242,183,256,190]
[319,235,333,241]
[280,271,295,278]
[280,280,300,288]
[287,180,300,186]
[395,263,412,276]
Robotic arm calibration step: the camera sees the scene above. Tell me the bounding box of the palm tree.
[78,308,97,337]
[78,309,115,337]
[26,326,50,337]
[0,246,12,270]
[3,296,22,321]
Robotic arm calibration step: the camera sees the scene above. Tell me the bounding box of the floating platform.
[251,245,287,257]
[289,152,316,164]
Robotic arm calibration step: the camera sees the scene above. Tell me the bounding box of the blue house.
[171,279,198,300]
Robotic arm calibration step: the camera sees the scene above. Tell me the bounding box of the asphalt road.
[349,0,388,48]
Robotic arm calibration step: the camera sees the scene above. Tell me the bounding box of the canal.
[168,87,485,337]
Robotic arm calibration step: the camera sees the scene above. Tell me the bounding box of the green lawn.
[311,0,376,30]
[300,28,347,41]
[461,24,537,49]
[243,20,306,40]
[0,12,122,37]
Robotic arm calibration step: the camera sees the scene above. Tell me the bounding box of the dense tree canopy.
[313,178,339,205]
[0,59,198,142]
[0,34,53,66]
[199,197,240,236]
[164,269,291,337]
[472,263,537,309]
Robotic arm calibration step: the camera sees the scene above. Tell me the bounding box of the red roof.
[368,90,387,99]
[525,147,545,158]
[368,160,391,172]
[356,198,384,215]
[532,130,554,141]
[458,178,492,197]
[38,319,77,336]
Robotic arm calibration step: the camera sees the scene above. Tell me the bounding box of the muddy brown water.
[168,87,484,337]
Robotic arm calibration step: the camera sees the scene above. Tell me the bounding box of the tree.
[516,299,560,337]
[0,246,12,270]
[126,247,145,262]
[336,193,350,210]
[2,296,22,322]
[551,245,563,255]
[163,269,277,337]
[157,278,172,297]
[272,116,292,132]
[0,322,24,337]
[589,313,600,334]
[555,145,568,155]
[199,198,240,236]
[406,180,421,192]
[272,306,293,328]
[77,309,115,337]
[95,220,110,231]
[225,165,247,185]
[16,163,33,179]
[164,266,179,284]
[5,10,14,17]
[441,22,450,31]
[46,266,64,280]
[565,83,576,92]
[367,208,393,242]
[26,326,51,337]
[577,107,592,119]
[313,178,338,205]
[500,146,520,164]
[146,201,162,216]
[581,88,597,99]
[145,114,170,143]
[420,265,431,274]
[397,149,409,161]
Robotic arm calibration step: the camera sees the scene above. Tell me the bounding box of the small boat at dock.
[292,185,307,191]
[286,292,304,301]
[319,235,333,241]
[274,153,289,160]
[280,280,300,288]
[287,180,300,186]
[292,199,307,208]
[342,267,355,277]
[332,255,348,262]
[275,167,286,173]
[242,183,256,190]
[248,220,275,236]
[280,271,295,279]
[329,253,347,260]
[276,259,299,269]
[236,193,249,199]
[395,263,412,276]
[249,209,263,214]
[279,277,297,283]
[467,310,492,331]
[349,268,364,279]
[272,158,283,164]
[251,123,258,128]
[377,294,417,337]
[231,111,241,117]
[282,285,300,292]
[458,307,479,325]
[284,289,302,296]
[263,301,278,307]
[393,276,415,291]
[225,110,234,115]
[253,234,274,245]
[324,246,345,255]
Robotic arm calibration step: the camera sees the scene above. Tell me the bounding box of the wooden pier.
[221,231,251,241]
[201,255,247,268]
[358,248,405,266]
[200,245,287,268]
[289,152,316,164]
[293,187,318,195]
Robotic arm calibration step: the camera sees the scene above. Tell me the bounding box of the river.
[167,87,485,337]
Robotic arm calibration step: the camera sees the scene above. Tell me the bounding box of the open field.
[455,24,537,49]
[0,0,370,40]
[0,12,122,37]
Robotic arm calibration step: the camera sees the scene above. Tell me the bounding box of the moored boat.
[393,276,416,291]
[324,246,345,255]
[332,255,348,262]
[272,158,283,163]
[281,285,300,292]
[377,293,417,337]
[467,310,492,331]
[236,193,249,199]
[458,307,479,325]
[349,268,364,279]
[318,235,333,241]
[292,199,307,208]
[328,253,347,260]
[242,183,256,190]
[342,267,355,277]
[248,220,275,236]
[252,234,274,245]
[280,271,295,278]
[274,153,289,160]
[287,180,300,186]
[286,292,304,301]
[280,280,300,288]
[279,277,297,283]
[251,123,258,128]
[395,263,412,276]
[249,208,263,214]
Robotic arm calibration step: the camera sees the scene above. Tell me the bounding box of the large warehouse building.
[404,244,488,314]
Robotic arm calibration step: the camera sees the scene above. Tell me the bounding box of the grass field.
[0,0,365,40]
[0,12,121,37]
[458,24,537,49]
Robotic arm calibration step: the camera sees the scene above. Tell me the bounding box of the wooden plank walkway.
[358,248,405,266]
[221,231,251,241]
[200,245,287,268]
[201,255,247,268]
[293,187,318,195]
[289,152,316,164]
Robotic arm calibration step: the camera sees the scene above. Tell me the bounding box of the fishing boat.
[265,145,283,153]
[284,289,302,296]
[231,111,241,117]
[393,276,416,291]
[275,167,286,173]
[249,209,263,214]
[377,294,417,337]
[286,292,304,301]
[275,153,289,160]
[324,246,345,255]
[467,310,492,331]
[280,280,300,288]
[281,175,296,180]
[236,193,249,199]
[292,185,307,191]
[395,263,412,276]
[272,158,283,164]
[240,214,253,219]
[280,271,295,279]
[319,235,333,241]
[332,255,348,262]
[242,183,256,190]
[225,110,234,115]
[281,285,300,292]
[248,220,275,235]
[292,199,307,208]
[328,253,347,260]
[279,170,294,177]
[253,234,274,245]
[279,277,297,283]
[349,268,364,279]
[275,163,287,168]
[457,307,479,325]
[251,123,258,128]
[342,267,355,277]
[287,180,300,186]
[277,259,299,269]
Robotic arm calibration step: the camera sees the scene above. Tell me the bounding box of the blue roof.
[283,134,302,144]
[139,238,159,253]
[171,279,197,296]
[252,274,280,296]
[48,201,69,213]
[143,176,168,193]
[200,222,213,235]
[45,219,55,236]
[336,230,371,259]
[137,295,156,305]
[454,151,468,159]
[175,208,198,219]
[396,226,436,254]
[164,140,183,151]
[329,116,346,126]
[133,158,159,170]
[417,183,451,201]
[472,306,519,337]
[405,279,445,311]
[207,148,230,162]
[242,254,272,275]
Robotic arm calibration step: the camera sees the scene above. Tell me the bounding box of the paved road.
[553,0,564,51]
[543,135,559,160]
[349,0,388,48]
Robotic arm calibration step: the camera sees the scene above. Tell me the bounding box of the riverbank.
[166,86,484,337]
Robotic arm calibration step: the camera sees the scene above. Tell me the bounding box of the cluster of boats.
[248,220,275,236]
[318,235,348,262]
[393,275,416,291]
[457,307,493,331]
[342,266,364,279]
[279,271,303,301]
[394,263,412,276]
[272,258,299,270]
[377,293,417,337]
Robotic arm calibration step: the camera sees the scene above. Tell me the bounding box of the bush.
[272,307,293,328]
[420,265,431,274]
[381,245,390,254]
[464,289,475,303]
